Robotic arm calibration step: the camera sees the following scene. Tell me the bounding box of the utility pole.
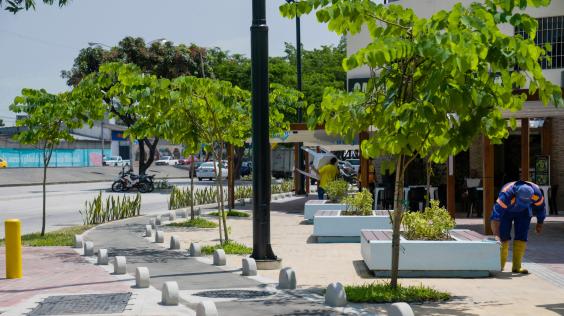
[250,0,280,269]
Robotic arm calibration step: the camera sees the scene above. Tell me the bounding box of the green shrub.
[402,200,455,240]
[166,217,218,228]
[154,177,173,190]
[234,186,253,200]
[342,188,373,216]
[271,180,294,194]
[80,192,141,225]
[324,179,349,202]
[0,225,94,247]
[208,210,250,217]
[345,282,450,303]
[201,240,253,255]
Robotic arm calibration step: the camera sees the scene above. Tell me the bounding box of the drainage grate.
[193,290,275,299]
[29,293,131,315]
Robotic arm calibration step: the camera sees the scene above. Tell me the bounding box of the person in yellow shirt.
[313,158,339,200]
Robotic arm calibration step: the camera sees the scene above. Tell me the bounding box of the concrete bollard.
[73,235,83,248]
[325,282,347,307]
[389,303,415,316]
[242,257,257,276]
[169,211,176,221]
[190,243,202,257]
[196,301,218,316]
[149,218,156,229]
[278,267,297,290]
[155,215,162,226]
[97,249,109,265]
[83,241,94,256]
[154,230,164,243]
[213,249,226,266]
[113,256,127,274]
[135,267,150,288]
[5,219,22,279]
[161,281,179,306]
[170,236,181,250]
[145,225,153,238]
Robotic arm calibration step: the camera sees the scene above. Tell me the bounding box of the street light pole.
[250,0,280,268]
[287,0,306,195]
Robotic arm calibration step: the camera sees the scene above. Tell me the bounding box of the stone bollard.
[278,267,297,290]
[83,241,94,256]
[73,235,83,248]
[149,218,156,229]
[242,257,257,276]
[190,243,202,257]
[161,281,179,306]
[97,249,109,265]
[213,249,226,266]
[155,215,162,226]
[389,302,414,316]
[325,282,347,307]
[135,267,150,288]
[154,230,164,243]
[145,225,153,238]
[169,211,176,221]
[113,256,127,274]
[170,236,181,250]
[196,301,218,316]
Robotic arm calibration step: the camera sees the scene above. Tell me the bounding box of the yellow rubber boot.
[500,241,509,271]
[512,240,529,274]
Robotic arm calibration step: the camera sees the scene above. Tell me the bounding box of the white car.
[103,156,130,167]
[346,159,360,174]
[196,161,229,181]
[155,156,179,166]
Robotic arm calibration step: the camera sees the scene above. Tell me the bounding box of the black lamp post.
[286,0,306,195]
[250,0,280,267]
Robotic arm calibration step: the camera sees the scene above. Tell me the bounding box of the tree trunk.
[41,145,53,237]
[217,143,229,242]
[139,138,159,175]
[390,155,405,288]
[190,159,195,220]
[233,146,245,180]
[213,152,224,244]
[138,139,146,174]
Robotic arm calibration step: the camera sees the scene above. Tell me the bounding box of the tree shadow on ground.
[537,303,564,315]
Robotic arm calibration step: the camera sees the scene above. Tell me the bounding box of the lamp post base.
[255,258,283,270]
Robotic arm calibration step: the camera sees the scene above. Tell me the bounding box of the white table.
[374,187,385,209]
[539,185,551,214]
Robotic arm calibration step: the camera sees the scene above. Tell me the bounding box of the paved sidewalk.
[85,216,374,315]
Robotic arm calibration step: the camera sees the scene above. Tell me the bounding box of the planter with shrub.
[313,189,393,242]
[361,201,500,277]
[304,179,350,221]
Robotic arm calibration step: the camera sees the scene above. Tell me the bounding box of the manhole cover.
[29,293,131,315]
[193,290,275,299]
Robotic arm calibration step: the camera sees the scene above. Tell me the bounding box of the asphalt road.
[0,179,221,236]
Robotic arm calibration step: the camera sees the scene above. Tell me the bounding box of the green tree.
[10,90,96,235]
[0,0,67,13]
[73,62,172,175]
[0,118,4,127]
[281,0,563,288]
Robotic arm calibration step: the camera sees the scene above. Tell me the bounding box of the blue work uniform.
[491,181,546,241]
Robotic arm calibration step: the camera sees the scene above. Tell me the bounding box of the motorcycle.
[111,167,155,193]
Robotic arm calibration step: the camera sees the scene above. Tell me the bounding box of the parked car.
[338,160,356,175]
[178,156,198,165]
[346,159,360,174]
[241,161,252,176]
[155,156,179,166]
[196,161,229,181]
[103,156,130,167]
[0,158,7,168]
[187,161,204,177]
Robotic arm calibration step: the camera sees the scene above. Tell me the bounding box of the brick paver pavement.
[0,247,131,309]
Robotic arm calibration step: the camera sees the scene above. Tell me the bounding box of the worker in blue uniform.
[491,181,546,274]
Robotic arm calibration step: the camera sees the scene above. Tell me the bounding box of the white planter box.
[313,210,393,242]
[304,200,346,221]
[361,229,500,277]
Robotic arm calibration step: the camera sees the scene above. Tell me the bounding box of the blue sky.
[0,0,340,125]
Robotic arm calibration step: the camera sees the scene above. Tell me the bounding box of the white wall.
[347,0,564,86]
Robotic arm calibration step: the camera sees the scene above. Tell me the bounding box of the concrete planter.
[361,229,500,277]
[304,200,346,221]
[313,210,392,242]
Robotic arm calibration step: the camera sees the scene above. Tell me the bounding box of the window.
[516,16,564,69]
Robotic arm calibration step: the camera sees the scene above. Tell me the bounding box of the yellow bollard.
[5,219,22,279]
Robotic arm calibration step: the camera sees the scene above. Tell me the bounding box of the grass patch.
[0,225,94,247]
[208,210,250,218]
[345,282,450,303]
[201,240,253,255]
[166,217,218,229]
